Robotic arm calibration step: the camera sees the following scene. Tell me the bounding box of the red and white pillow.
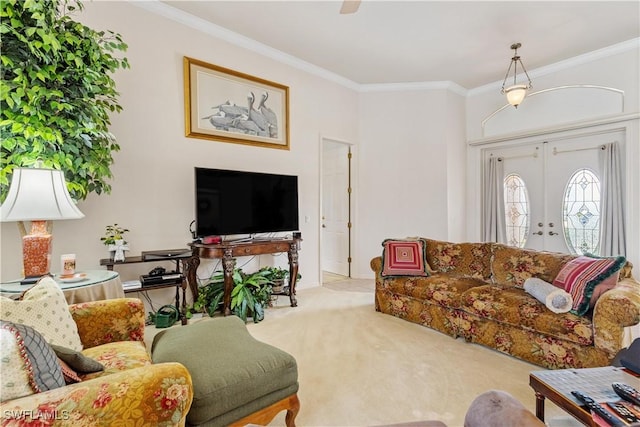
[553,254,626,316]
[381,238,430,277]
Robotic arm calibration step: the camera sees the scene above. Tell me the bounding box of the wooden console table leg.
[181,254,200,302]
[534,391,545,422]
[287,244,299,307]
[222,248,236,315]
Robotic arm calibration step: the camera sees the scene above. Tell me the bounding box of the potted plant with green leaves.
[259,266,288,293]
[259,266,302,294]
[101,224,129,261]
[194,268,273,323]
[193,279,224,318]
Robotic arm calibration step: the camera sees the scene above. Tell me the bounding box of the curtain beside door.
[482,156,506,243]
[599,142,626,257]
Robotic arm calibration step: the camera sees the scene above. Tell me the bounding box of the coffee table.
[529,366,640,426]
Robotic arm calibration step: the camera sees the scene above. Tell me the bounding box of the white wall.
[354,88,466,277]
[0,2,358,301]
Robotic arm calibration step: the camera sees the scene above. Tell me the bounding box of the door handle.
[532,231,543,236]
[322,224,326,228]
[548,231,558,236]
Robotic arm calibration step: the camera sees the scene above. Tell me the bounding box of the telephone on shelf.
[148,267,166,276]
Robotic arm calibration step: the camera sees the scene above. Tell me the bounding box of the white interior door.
[485,129,623,254]
[321,140,350,276]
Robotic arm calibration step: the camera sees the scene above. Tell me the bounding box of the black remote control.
[571,390,626,427]
[612,382,640,406]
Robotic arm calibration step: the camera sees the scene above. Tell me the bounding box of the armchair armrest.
[69,298,145,349]
[0,362,193,426]
[593,277,640,355]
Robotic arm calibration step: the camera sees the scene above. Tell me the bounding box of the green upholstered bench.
[151,316,300,427]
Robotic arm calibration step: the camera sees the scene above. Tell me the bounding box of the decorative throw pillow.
[552,254,626,316]
[381,238,429,277]
[57,358,82,384]
[51,344,104,373]
[0,276,82,351]
[0,321,65,402]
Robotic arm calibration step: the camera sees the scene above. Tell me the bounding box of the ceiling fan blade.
[340,0,361,14]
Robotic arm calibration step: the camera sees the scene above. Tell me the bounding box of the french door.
[485,129,624,254]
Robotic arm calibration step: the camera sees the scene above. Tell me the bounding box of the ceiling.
[160,1,640,90]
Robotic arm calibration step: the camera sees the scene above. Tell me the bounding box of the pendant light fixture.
[501,43,532,108]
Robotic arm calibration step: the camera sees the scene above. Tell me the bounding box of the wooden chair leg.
[229,393,300,427]
[285,394,300,427]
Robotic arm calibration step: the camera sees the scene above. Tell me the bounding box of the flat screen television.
[195,167,299,238]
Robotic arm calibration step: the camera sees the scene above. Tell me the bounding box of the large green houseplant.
[0,0,129,201]
[194,268,274,323]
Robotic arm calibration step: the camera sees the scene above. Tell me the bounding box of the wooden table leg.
[287,244,299,307]
[535,391,545,422]
[222,248,235,315]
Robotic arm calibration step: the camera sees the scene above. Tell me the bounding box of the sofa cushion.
[381,238,430,277]
[0,276,83,351]
[553,255,626,316]
[424,239,492,280]
[491,245,575,288]
[381,274,488,309]
[0,320,65,402]
[80,341,151,381]
[460,285,594,346]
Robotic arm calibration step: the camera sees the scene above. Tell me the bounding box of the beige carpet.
[146,281,576,427]
[245,284,574,427]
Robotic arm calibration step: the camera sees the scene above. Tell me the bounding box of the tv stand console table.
[188,237,301,315]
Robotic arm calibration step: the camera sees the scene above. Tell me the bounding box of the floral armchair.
[0,297,193,426]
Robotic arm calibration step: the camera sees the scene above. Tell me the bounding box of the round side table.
[0,270,124,304]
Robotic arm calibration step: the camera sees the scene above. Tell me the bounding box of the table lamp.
[0,167,85,284]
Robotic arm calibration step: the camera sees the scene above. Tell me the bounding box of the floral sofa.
[0,289,193,426]
[371,238,640,369]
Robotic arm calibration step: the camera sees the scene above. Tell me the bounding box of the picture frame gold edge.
[183,56,290,150]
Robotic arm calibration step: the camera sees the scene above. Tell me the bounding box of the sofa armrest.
[593,277,640,355]
[370,256,382,276]
[69,298,146,349]
[0,362,193,426]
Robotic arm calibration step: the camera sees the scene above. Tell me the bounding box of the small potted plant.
[101,224,129,261]
[259,266,302,294]
[259,266,288,293]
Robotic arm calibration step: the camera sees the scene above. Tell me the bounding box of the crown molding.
[133,1,638,97]
[132,1,360,91]
[359,81,467,96]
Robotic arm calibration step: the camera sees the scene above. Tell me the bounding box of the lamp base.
[22,220,52,279]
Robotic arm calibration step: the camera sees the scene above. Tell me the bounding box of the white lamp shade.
[505,84,528,107]
[0,168,84,221]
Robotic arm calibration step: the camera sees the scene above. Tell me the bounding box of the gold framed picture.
[184,57,290,150]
